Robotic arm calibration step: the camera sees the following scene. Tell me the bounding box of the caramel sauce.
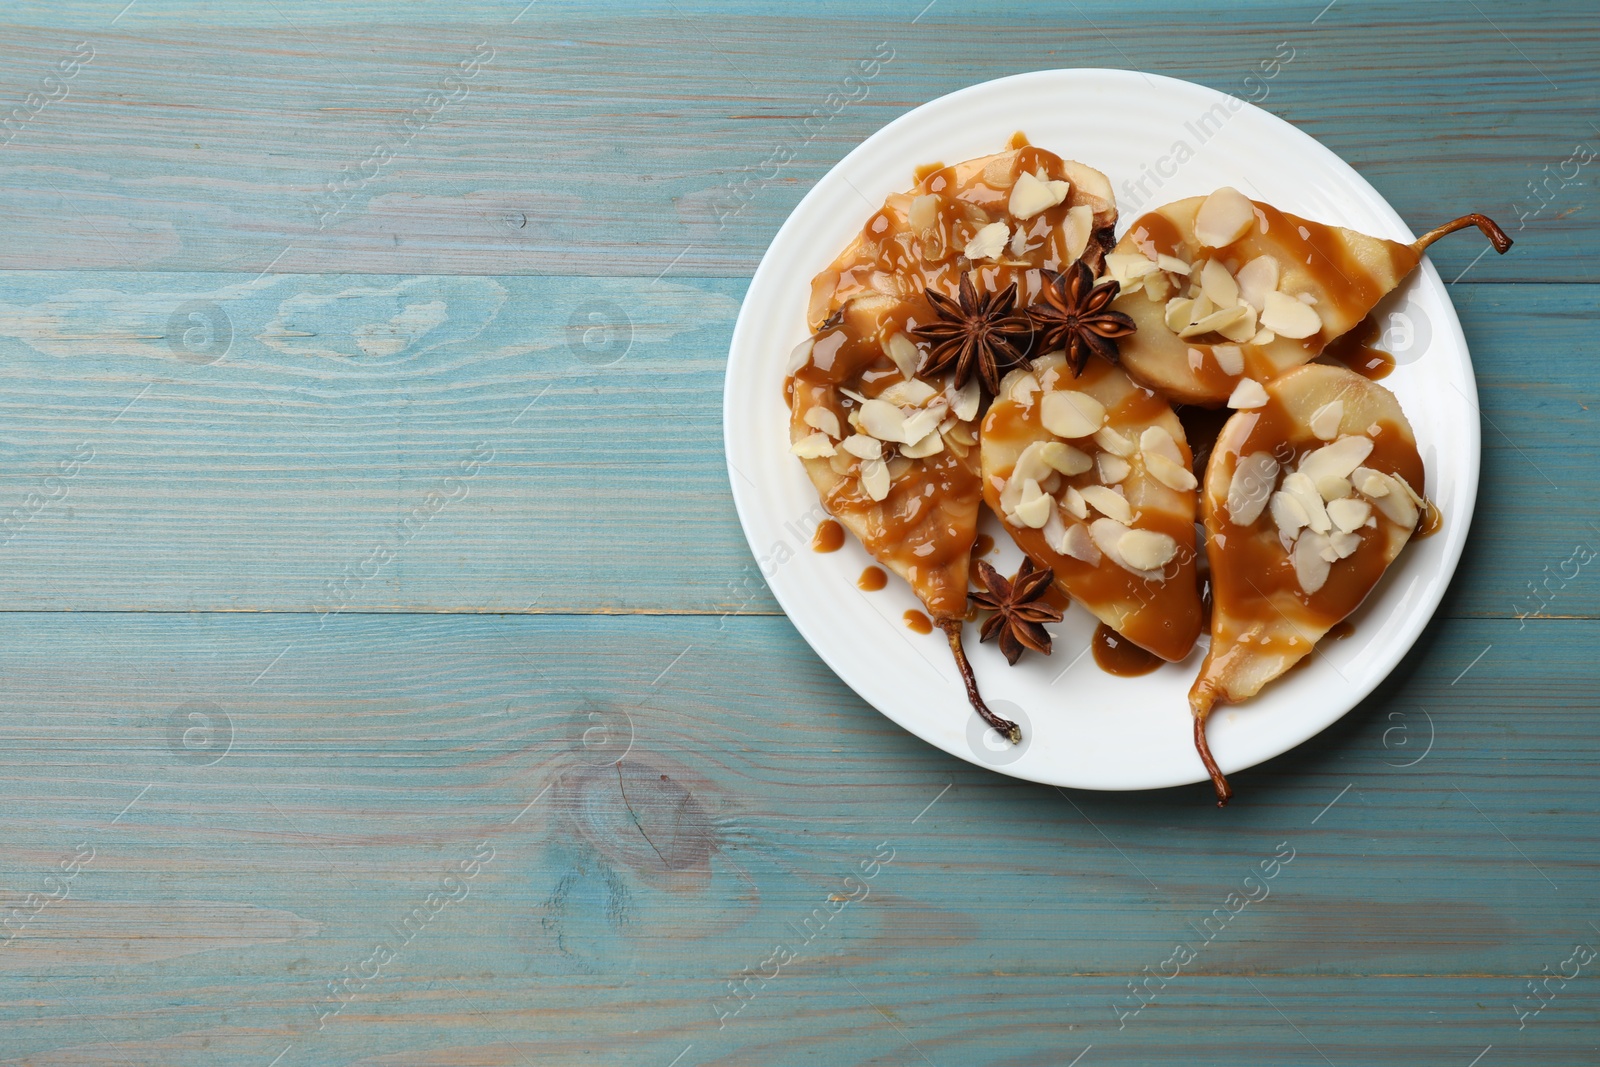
[903,609,933,634]
[1006,130,1030,150]
[812,519,845,552]
[789,144,1114,619]
[1327,620,1356,640]
[973,532,996,557]
[1415,499,1442,539]
[1092,622,1164,677]
[1321,314,1396,381]
[857,565,888,591]
[912,161,945,185]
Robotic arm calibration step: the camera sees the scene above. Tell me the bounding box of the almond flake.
[859,398,910,442]
[1119,528,1179,572]
[1040,440,1093,476]
[1292,532,1332,593]
[1097,453,1131,484]
[964,221,1010,260]
[1165,297,1195,333]
[1216,304,1259,343]
[1146,451,1198,492]
[1352,467,1390,497]
[1012,441,1055,484]
[1080,484,1133,525]
[1157,253,1192,276]
[1300,436,1374,485]
[1143,273,1173,302]
[1090,518,1162,580]
[900,431,944,458]
[1106,251,1162,286]
[1392,472,1426,509]
[1061,485,1089,520]
[1328,530,1362,559]
[1271,490,1310,541]
[1282,471,1332,533]
[1009,223,1030,257]
[878,378,938,407]
[1251,328,1277,345]
[1043,505,1069,553]
[1315,475,1352,502]
[1014,478,1053,528]
[1226,451,1279,526]
[950,377,981,421]
[1309,400,1344,441]
[1261,291,1322,339]
[1179,304,1250,339]
[1201,259,1240,308]
[1061,204,1093,261]
[1235,255,1280,310]
[841,434,882,460]
[1227,378,1269,409]
[1009,372,1041,406]
[1194,187,1257,248]
[1211,344,1245,376]
[791,432,836,459]
[804,407,841,439]
[1139,426,1183,465]
[1062,522,1101,565]
[1094,426,1135,457]
[1040,390,1106,439]
[1008,171,1071,218]
[1362,471,1419,528]
[1326,497,1371,533]
[859,457,890,501]
[900,402,947,444]
[884,332,922,381]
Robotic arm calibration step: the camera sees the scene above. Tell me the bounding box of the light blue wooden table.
[0,2,1595,1064]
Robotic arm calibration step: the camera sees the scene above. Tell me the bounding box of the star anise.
[970,558,1063,666]
[1027,259,1137,376]
[910,273,1034,394]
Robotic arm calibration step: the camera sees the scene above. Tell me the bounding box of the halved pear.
[787,145,1119,744]
[980,351,1203,663]
[1190,364,1426,804]
[1103,188,1510,405]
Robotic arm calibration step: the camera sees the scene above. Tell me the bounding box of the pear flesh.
[979,352,1203,663]
[1104,188,1510,406]
[1190,364,1426,803]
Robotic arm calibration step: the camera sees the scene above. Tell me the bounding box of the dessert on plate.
[1190,364,1428,803]
[1102,187,1511,406]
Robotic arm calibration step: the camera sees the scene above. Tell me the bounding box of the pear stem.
[1193,714,1234,808]
[1411,213,1513,255]
[940,618,1021,744]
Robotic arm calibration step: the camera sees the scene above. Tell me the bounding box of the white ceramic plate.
[724,69,1478,791]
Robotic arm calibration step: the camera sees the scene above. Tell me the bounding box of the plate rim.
[723,67,1481,791]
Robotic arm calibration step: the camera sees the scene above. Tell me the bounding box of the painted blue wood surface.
[0,2,1596,1065]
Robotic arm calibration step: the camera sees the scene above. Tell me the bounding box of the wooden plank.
[0,273,1594,616]
[0,1,1591,280]
[0,611,1594,1064]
